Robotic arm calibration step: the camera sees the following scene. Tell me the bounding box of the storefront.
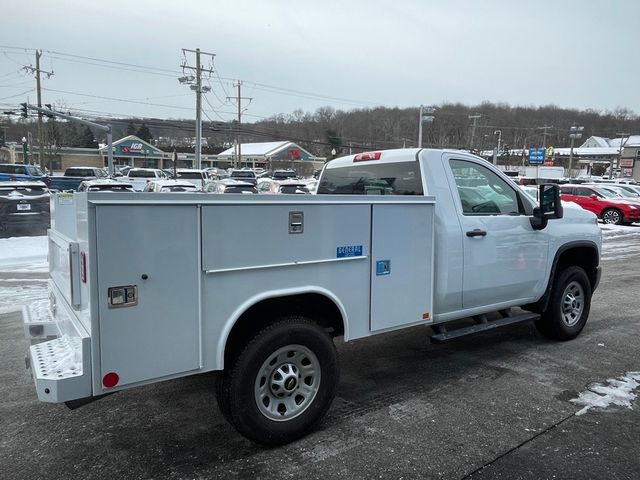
[99,135,165,169]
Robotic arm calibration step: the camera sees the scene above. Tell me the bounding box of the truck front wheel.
[216,316,339,445]
[535,266,592,341]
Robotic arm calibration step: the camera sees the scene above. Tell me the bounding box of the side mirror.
[590,194,598,200]
[530,184,563,230]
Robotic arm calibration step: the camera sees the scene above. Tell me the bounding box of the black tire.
[216,316,339,446]
[601,208,623,225]
[535,266,592,341]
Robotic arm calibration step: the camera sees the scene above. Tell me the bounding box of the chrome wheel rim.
[603,210,620,224]
[254,344,320,422]
[561,281,584,327]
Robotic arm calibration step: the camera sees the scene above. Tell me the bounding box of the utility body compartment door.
[95,205,200,389]
[370,203,434,331]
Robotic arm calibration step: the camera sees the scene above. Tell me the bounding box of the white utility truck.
[23,149,602,445]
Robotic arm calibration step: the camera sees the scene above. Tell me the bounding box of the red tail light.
[353,151,382,162]
[102,372,119,388]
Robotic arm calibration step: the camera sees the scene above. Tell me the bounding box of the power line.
[0,89,34,101]
[42,87,194,111]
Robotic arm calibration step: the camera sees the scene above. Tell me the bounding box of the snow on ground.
[571,372,640,416]
[599,224,640,261]
[0,235,48,272]
[0,235,48,315]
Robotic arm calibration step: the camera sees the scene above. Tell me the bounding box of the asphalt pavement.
[1,240,639,479]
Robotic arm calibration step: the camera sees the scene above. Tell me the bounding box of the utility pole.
[227,81,252,168]
[180,48,214,169]
[22,50,54,169]
[493,130,502,164]
[538,125,554,151]
[468,114,481,151]
[417,105,435,148]
[614,132,630,180]
[568,125,584,178]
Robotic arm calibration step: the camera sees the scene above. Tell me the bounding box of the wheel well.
[223,293,344,368]
[556,246,599,289]
[522,244,599,314]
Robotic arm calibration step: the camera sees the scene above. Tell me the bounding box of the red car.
[560,184,640,225]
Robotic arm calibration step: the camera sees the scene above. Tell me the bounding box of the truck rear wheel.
[535,266,591,341]
[216,316,339,445]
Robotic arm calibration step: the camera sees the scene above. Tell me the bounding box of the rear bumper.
[1,213,50,228]
[23,284,91,403]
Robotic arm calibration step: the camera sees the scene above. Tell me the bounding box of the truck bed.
[29,192,436,401]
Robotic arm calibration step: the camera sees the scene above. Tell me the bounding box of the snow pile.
[0,236,48,272]
[570,372,640,416]
[600,224,640,261]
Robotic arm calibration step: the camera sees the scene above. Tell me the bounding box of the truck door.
[445,157,549,309]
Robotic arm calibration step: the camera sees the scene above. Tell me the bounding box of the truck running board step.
[430,313,540,343]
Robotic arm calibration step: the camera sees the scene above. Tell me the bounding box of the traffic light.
[20,103,28,118]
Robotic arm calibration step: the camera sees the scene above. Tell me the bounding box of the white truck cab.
[23,149,601,445]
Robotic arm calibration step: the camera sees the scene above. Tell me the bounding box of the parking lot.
[1,224,639,479]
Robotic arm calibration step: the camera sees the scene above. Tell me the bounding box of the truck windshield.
[27,166,45,176]
[317,161,423,195]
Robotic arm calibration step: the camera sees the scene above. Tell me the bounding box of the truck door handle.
[466,229,487,237]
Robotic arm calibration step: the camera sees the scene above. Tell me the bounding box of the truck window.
[317,161,423,195]
[0,165,26,175]
[449,159,521,215]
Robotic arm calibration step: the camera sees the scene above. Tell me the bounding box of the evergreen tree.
[136,122,153,143]
[124,121,137,136]
[79,126,98,148]
[64,123,82,147]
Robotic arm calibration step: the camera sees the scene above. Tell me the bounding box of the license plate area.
[17,203,31,211]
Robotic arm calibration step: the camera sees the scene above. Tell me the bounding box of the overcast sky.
[1,0,638,122]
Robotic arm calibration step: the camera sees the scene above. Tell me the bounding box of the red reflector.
[353,151,382,162]
[102,372,119,388]
[80,251,87,283]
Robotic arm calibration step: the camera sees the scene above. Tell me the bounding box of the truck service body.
[23,148,602,444]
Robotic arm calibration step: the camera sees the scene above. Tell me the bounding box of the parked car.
[229,169,258,185]
[175,169,207,189]
[0,163,49,186]
[597,184,640,199]
[78,179,135,192]
[559,184,640,225]
[49,166,109,191]
[258,169,298,180]
[0,181,50,232]
[205,167,230,181]
[125,168,165,192]
[521,185,581,210]
[257,179,311,194]
[143,179,200,193]
[204,178,258,194]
